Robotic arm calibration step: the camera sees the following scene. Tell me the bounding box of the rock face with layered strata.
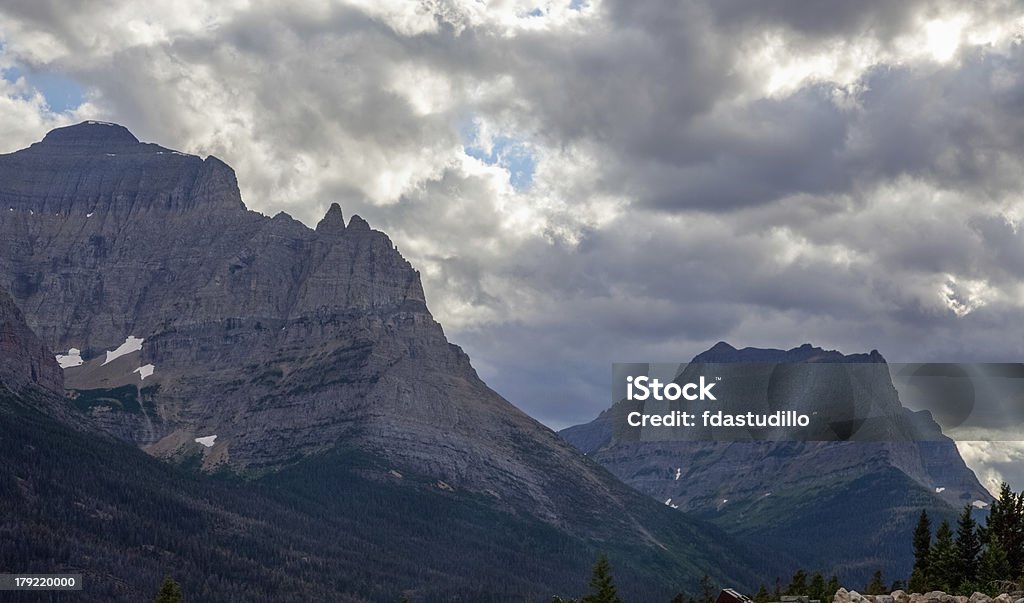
[0,122,714,533]
[0,124,508,483]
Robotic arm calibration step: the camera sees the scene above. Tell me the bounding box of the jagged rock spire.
[316,202,346,234]
[347,214,370,231]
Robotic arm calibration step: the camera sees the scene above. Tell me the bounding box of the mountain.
[0,122,778,600]
[560,342,992,584]
[2,286,644,601]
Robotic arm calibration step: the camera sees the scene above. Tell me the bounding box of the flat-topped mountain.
[2,121,243,215]
[561,342,992,583]
[0,123,775,598]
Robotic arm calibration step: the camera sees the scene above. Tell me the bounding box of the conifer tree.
[754,584,770,603]
[699,573,717,603]
[985,483,1024,574]
[582,554,623,603]
[809,572,827,602]
[977,537,1011,595]
[825,576,840,602]
[929,520,957,593]
[154,576,183,603]
[865,570,886,595]
[785,569,808,596]
[909,510,932,592]
[954,504,982,590]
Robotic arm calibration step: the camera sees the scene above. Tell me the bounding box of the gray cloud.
[3,0,1024,486]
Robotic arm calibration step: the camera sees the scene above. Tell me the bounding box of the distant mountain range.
[560,342,993,584]
[0,122,778,601]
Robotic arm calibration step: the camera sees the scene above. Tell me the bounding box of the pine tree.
[154,576,183,603]
[908,567,927,595]
[809,572,827,601]
[977,537,1011,595]
[866,570,886,595]
[582,554,623,603]
[826,576,841,602]
[670,594,688,603]
[954,504,982,590]
[785,569,808,596]
[754,584,770,603]
[699,573,717,603]
[929,520,957,592]
[909,510,932,592]
[985,483,1024,575]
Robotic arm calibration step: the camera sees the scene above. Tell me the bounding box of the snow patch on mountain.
[134,364,155,380]
[103,336,144,365]
[195,435,217,448]
[56,348,83,368]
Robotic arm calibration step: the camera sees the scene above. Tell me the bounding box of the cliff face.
[0,122,536,488]
[0,286,62,396]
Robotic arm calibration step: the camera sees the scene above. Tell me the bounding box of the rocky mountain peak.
[348,214,371,231]
[37,121,140,151]
[706,341,737,354]
[692,341,888,364]
[315,202,346,234]
[0,122,245,215]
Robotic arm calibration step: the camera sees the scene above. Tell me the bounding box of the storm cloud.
[3,0,1024,487]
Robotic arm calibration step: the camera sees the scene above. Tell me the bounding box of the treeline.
[554,559,848,603]
[909,484,1024,594]
[752,570,843,603]
[552,555,718,603]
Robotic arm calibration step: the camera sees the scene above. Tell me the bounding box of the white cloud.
[956,440,1024,495]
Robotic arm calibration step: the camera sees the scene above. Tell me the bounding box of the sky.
[2,0,1024,492]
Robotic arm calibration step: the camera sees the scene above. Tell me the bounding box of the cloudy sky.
[3,0,1024,490]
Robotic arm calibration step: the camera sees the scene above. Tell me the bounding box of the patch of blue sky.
[461,118,537,191]
[1,64,85,113]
